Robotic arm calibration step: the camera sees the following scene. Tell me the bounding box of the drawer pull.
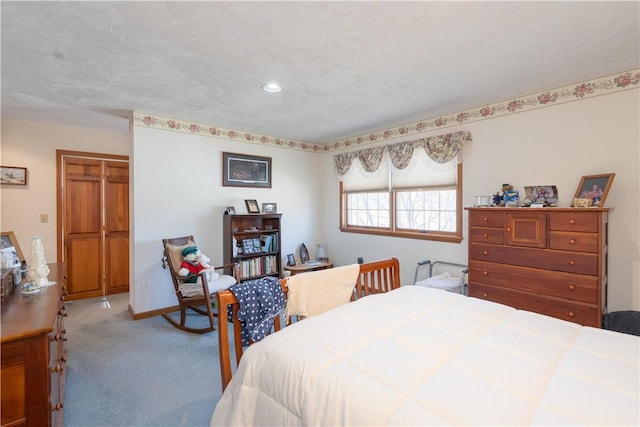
[483,250,489,256]
[483,271,489,276]
[568,260,575,266]
[568,311,575,317]
[569,239,576,245]
[568,284,576,291]
[483,232,489,238]
[482,292,488,298]
[569,219,576,225]
[483,217,489,222]
[506,227,511,232]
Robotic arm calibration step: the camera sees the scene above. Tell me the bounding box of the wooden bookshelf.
[223,214,282,282]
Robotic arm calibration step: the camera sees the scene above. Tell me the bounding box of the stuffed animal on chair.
[179,246,212,283]
[197,251,221,284]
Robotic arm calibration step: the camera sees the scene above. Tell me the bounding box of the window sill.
[339,226,463,243]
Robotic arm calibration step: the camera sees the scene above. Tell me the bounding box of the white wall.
[3,87,638,315]
[0,118,130,261]
[322,89,640,311]
[130,126,324,313]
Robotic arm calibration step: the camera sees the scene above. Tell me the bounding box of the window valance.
[334,130,471,176]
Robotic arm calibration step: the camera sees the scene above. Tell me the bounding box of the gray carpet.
[63,293,226,427]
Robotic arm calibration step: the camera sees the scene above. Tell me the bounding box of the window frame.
[339,163,463,243]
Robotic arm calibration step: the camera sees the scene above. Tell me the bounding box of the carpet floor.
[63,293,225,427]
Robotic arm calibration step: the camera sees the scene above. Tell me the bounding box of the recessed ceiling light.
[261,82,282,93]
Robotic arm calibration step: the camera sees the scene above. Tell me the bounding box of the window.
[337,134,466,243]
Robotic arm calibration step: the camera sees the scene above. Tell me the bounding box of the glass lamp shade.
[316,244,328,262]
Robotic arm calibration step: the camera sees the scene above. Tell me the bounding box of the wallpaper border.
[133,69,639,153]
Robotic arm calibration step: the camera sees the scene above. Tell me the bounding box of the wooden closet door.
[58,151,129,301]
[104,161,129,295]
[62,157,104,300]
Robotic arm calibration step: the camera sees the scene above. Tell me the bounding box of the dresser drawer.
[469,260,598,303]
[469,211,504,228]
[469,243,598,275]
[549,212,599,232]
[469,283,599,327]
[469,227,504,244]
[549,231,598,253]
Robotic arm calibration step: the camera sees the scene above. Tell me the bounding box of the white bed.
[211,285,640,426]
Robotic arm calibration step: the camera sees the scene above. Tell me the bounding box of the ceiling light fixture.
[261,82,282,93]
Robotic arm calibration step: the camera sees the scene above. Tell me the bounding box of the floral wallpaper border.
[133,69,639,153]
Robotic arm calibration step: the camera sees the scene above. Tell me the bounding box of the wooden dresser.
[1,263,67,427]
[466,208,608,327]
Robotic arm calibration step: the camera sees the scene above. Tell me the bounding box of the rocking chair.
[161,235,237,333]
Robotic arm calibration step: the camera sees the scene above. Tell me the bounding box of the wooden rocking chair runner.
[161,235,236,334]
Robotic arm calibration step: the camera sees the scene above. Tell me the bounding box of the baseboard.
[128,304,179,320]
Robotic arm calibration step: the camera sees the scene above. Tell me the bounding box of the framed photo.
[226,206,236,215]
[573,173,615,207]
[1,231,24,262]
[1,166,27,185]
[244,199,260,214]
[286,253,296,266]
[262,203,277,213]
[222,152,271,188]
[524,185,559,206]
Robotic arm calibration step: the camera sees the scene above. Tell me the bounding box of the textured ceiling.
[2,1,639,143]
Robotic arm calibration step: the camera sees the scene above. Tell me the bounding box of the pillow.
[166,240,195,271]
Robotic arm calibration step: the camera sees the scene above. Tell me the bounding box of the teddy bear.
[179,246,210,283]
[178,246,219,284]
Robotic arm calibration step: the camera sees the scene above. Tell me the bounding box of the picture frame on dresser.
[262,202,277,213]
[572,173,615,207]
[1,230,24,263]
[244,199,260,214]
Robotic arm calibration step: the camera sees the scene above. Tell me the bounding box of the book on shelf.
[305,260,321,266]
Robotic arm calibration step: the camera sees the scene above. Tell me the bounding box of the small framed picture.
[1,231,24,263]
[1,166,28,186]
[244,199,260,214]
[262,202,277,213]
[286,253,296,266]
[572,173,615,207]
[226,206,236,215]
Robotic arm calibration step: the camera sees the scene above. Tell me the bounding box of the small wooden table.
[284,261,333,276]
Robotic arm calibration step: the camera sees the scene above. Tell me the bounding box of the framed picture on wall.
[223,152,272,188]
[1,166,27,185]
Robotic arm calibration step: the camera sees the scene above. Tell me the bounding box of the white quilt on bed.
[211,286,640,426]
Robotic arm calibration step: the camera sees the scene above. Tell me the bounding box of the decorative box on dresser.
[1,263,67,427]
[466,208,608,327]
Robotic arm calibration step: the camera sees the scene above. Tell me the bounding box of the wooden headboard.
[216,257,401,391]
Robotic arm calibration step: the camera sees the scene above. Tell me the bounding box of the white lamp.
[316,244,328,263]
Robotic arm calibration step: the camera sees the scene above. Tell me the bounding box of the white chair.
[414,260,468,295]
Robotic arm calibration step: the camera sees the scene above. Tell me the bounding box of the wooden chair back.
[352,257,401,300]
[217,280,288,391]
[217,257,401,391]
